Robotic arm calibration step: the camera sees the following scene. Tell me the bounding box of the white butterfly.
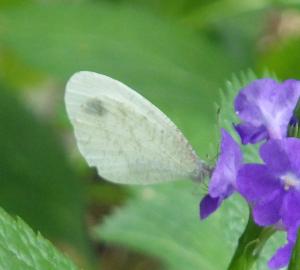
[65,71,210,184]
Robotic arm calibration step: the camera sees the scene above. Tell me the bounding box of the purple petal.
[268,242,293,269]
[260,139,292,176]
[234,78,300,143]
[272,80,300,137]
[234,123,268,144]
[252,189,283,226]
[281,139,300,174]
[208,129,242,198]
[235,79,278,125]
[287,225,300,242]
[260,138,300,177]
[237,164,281,203]
[282,191,300,229]
[199,195,221,220]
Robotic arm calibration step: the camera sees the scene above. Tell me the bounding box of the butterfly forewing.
[65,71,205,184]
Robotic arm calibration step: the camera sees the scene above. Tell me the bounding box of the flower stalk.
[227,211,275,270]
[288,228,300,270]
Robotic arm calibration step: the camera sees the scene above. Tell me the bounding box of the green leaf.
[182,0,270,27]
[0,86,89,261]
[0,206,79,270]
[259,35,300,80]
[0,3,236,144]
[111,0,218,17]
[96,184,248,270]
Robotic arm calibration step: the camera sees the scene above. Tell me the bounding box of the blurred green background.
[0,0,300,269]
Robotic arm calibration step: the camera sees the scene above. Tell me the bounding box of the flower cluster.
[200,78,300,269]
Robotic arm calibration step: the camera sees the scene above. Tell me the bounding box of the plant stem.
[227,211,275,270]
[288,228,300,270]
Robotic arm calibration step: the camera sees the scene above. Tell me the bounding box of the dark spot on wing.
[84,98,107,116]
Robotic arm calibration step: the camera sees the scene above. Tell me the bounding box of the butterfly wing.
[65,71,207,184]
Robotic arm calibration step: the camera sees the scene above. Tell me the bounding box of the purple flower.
[234,79,300,144]
[237,138,300,227]
[200,129,242,219]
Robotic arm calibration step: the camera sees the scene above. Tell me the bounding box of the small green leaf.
[0,207,79,270]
